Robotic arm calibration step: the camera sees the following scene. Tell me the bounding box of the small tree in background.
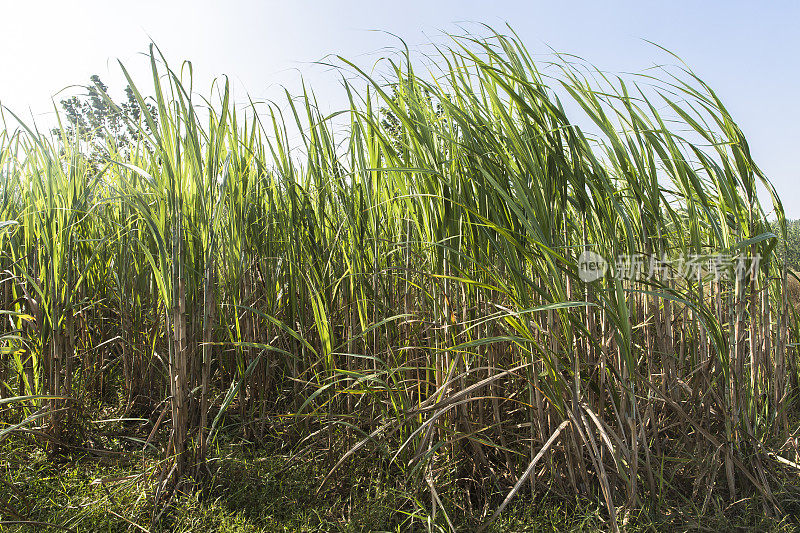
[773,219,800,271]
[55,75,156,170]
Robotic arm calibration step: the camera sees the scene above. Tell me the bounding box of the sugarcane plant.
[0,27,797,531]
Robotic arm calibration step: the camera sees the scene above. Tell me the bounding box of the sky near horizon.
[1,1,798,217]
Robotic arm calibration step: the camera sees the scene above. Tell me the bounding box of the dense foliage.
[775,219,800,271]
[1,29,799,531]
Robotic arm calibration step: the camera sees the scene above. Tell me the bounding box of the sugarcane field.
[2,3,800,532]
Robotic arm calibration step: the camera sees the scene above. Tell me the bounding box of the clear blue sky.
[2,1,797,217]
